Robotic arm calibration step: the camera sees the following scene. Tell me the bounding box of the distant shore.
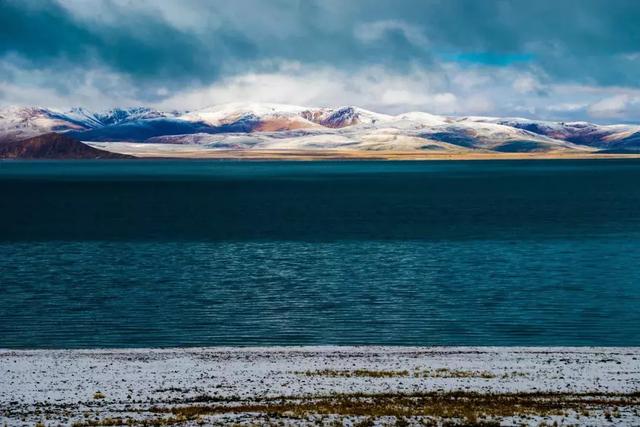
[86,142,640,161]
[2,346,639,426]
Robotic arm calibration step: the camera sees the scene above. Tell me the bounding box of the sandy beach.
[2,346,639,426]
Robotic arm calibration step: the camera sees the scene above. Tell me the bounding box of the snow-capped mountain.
[1,103,639,153]
[301,106,392,128]
[0,106,173,142]
[0,106,88,142]
[461,116,640,151]
[66,107,171,128]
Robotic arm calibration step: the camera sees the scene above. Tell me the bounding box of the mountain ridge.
[0,133,134,159]
[1,103,639,154]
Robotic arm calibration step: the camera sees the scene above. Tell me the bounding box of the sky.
[1,0,640,122]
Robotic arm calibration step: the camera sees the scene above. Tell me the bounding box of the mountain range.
[1,103,640,155]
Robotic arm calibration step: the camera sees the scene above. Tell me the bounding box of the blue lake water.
[1,159,639,348]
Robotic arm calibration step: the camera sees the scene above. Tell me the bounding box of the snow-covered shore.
[1,346,639,425]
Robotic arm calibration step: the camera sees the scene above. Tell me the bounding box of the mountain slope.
[1,103,638,153]
[0,133,134,159]
[0,106,176,143]
[65,107,171,128]
[0,107,90,143]
[463,116,640,151]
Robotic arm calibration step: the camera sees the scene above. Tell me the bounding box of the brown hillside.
[0,133,134,159]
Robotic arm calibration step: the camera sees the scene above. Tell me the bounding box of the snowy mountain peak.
[299,106,393,128]
[2,102,640,153]
[66,106,169,128]
[393,111,448,126]
[179,102,309,127]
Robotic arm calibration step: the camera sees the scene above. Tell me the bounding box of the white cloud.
[2,56,640,124]
[587,94,633,118]
[155,63,464,114]
[449,68,492,91]
[0,64,141,110]
[513,75,542,94]
[354,20,429,48]
[151,62,505,116]
[547,102,587,113]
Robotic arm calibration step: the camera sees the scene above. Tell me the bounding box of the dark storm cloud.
[0,0,254,83]
[1,0,640,118]
[344,0,640,86]
[2,0,639,86]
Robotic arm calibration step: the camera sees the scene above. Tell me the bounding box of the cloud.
[354,20,429,48]
[155,63,460,113]
[0,0,253,83]
[588,95,631,117]
[587,94,640,119]
[148,63,551,118]
[512,76,545,95]
[0,62,142,110]
[1,0,640,122]
[3,0,640,84]
[2,55,639,125]
[547,103,588,113]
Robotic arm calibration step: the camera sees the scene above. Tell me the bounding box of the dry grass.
[415,368,497,379]
[67,390,640,426]
[147,390,640,425]
[296,369,410,378]
[298,367,499,379]
[72,415,192,427]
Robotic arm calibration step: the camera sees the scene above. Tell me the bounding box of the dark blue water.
[1,160,639,348]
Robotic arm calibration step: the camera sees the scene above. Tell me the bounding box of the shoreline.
[85,143,640,161]
[2,346,639,425]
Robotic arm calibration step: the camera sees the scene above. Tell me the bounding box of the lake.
[1,159,639,348]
